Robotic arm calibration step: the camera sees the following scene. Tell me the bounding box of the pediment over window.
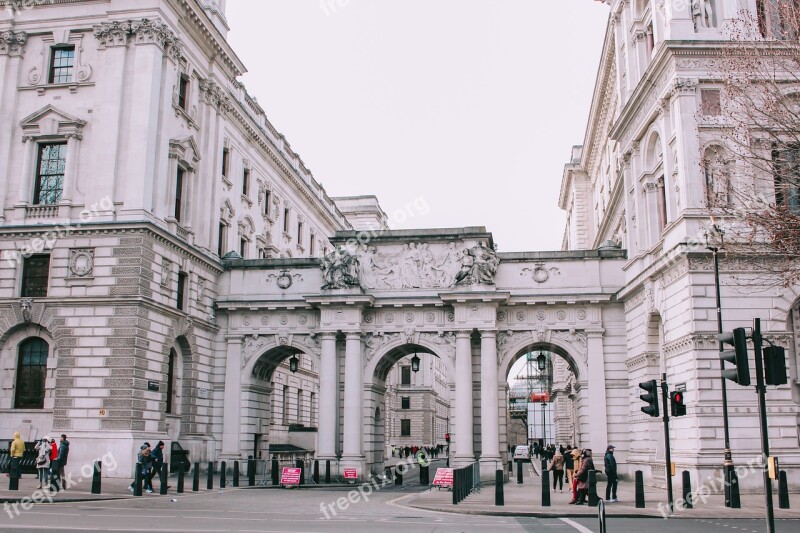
[20,105,86,140]
[169,135,201,170]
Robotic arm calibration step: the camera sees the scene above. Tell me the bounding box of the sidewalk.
[401,467,800,520]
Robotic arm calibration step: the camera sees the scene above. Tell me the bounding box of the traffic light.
[638,379,659,418]
[670,391,687,417]
[763,346,788,386]
[718,327,751,386]
[444,433,450,443]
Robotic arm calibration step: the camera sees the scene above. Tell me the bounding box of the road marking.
[560,517,594,533]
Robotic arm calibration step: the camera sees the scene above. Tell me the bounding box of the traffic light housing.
[444,433,450,443]
[718,327,751,386]
[639,379,659,418]
[670,391,687,417]
[763,346,788,386]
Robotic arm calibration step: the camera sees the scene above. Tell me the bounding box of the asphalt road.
[1,483,798,532]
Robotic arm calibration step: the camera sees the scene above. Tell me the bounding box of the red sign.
[432,467,453,488]
[530,392,550,402]
[280,467,301,485]
[343,468,358,480]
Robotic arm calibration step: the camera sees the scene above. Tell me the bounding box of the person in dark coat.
[604,445,618,502]
[148,441,166,489]
[56,434,70,488]
[574,449,594,505]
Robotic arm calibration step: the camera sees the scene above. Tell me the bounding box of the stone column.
[16,138,36,205]
[479,330,501,477]
[221,335,242,458]
[317,332,338,461]
[59,134,80,204]
[342,332,365,471]
[454,330,474,466]
[586,329,608,454]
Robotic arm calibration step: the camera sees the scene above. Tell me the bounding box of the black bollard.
[296,459,304,486]
[588,471,599,507]
[385,466,393,481]
[729,469,741,508]
[681,470,693,509]
[49,462,60,493]
[313,460,319,484]
[395,465,403,486]
[177,462,185,493]
[271,458,279,485]
[420,465,429,486]
[508,460,512,473]
[160,463,168,495]
[452,468,459,505]
[233,461,240,487]
[220,461,227,489]
[516,460,523,484]
[134,462,143,496]
[325,459,331,484]
[192,462,200,492]
[541,467,551,506]
[495,469,504,506]
[779,471,790,509]
[207,462,214,490]
[247,459,255,487]
[635,470,645,508]
[91,461,101,494]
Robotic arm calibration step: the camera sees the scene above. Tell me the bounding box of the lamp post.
[707,222,740,508]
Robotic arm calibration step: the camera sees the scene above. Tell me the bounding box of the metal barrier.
[452,462,480,505]
[253,459,269,485]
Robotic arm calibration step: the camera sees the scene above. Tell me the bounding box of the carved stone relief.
[521,262,561,284]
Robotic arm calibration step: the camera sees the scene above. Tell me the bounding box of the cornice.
[170,0,245,77]
[581,15,617,176]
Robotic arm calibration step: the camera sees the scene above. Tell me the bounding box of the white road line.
[559,517,595,533]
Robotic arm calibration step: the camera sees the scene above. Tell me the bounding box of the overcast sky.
[226,0,610,252]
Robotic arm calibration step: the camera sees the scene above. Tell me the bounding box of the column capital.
[479,329,498,337]
[224,335,244,344]
[586,328,605,338]
[317,331,338,340]
[454,329,473,339]
[344,331,362,340]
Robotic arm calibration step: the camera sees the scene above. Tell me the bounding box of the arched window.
[15,338,48,409]
[166,348,177,414]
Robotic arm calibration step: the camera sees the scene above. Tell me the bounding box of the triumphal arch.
[218,227,627,479]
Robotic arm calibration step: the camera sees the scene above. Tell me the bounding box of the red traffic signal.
[670,391,687,417]
[444,433,450,442]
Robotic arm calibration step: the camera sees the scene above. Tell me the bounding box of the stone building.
[0,0,796,488]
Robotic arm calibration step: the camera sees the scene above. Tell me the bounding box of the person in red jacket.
[49,437,58,483]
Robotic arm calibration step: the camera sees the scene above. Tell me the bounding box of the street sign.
[343,468,358,480]
[147,381,160,391]
[432,467,453,488]
[674,383,687,392]
[280,467,301,485]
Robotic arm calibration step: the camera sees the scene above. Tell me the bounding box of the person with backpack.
[35,437,51,489]
[548,449,565,492]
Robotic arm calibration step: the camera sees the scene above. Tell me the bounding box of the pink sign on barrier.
[432,468,453,488]
[280,467,301,485]
[343,468,358,480]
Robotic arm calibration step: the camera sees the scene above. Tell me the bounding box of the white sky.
[226,0,610,252]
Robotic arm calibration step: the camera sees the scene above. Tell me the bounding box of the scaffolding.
[508,352,553,436]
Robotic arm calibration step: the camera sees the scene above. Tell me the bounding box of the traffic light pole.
[660,372,673,513]
[710,244,740,507]
[752,318,775,533]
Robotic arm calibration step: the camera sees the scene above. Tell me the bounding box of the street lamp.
[536,352,546,371]
[289,354,299,373]
[706,221,740,508]
[411,354,421,373]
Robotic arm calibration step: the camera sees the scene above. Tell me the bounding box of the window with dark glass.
[174,167,185,222]
[242,168,250,196]
[401,366,411,386]
[21,255,50,297]
[178,74,189,110]
[283,208,290,233]
[309,234,316,256]
[774,145,800,215]
[758,0,800,39]
[166,348,177,414]
[297,221,304,246]
[263,190,271,216]
[34,143,67,205]
[15,338,49,409]
[400,419,411,436]
[222,147,230,178]
[240,238,247,259]
[176,271,187,311]
[48,46,75,84]
[401,397,410,410]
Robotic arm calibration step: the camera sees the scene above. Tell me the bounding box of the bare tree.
[703,1,800,286]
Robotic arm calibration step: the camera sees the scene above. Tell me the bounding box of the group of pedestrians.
[541,443,618,505]
[128,441,166,494]
[391,444,442,459]
[11,433,69,490]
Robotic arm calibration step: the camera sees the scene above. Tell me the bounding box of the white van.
[513,445,531,462]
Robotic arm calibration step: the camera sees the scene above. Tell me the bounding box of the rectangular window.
[218,221,227,257]
[401,366,411,386]
[222,147,230,178]
[401,397,410,410]
[310,392,316,425]
[400,419,411,436]
[309,234,316,256]
[34,143,67,205]
[263,190,271,216]
[21,255,50,297]
[283,208,290,233]
[242,168,250,196]
[240,238,247,259]
[178,74,189,110]
[174,167,185,222]
[701,89,721,116]
[297,221,303,246]
[49,46,75,84]
[282,386,289,424]
[176,271,187,311]
[774,145,800,215]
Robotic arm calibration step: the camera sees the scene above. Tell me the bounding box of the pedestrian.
[568,447,582,504]
[574,449,594,505]
[129,442,154,493]
[549,449,565,492]
[9,432,25,481]
[35,437,51,489]
[57,434,70,488]
[604,445,619,502]
[148,441,167,489]
[48,437,58,485]
[564,445,574,485]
